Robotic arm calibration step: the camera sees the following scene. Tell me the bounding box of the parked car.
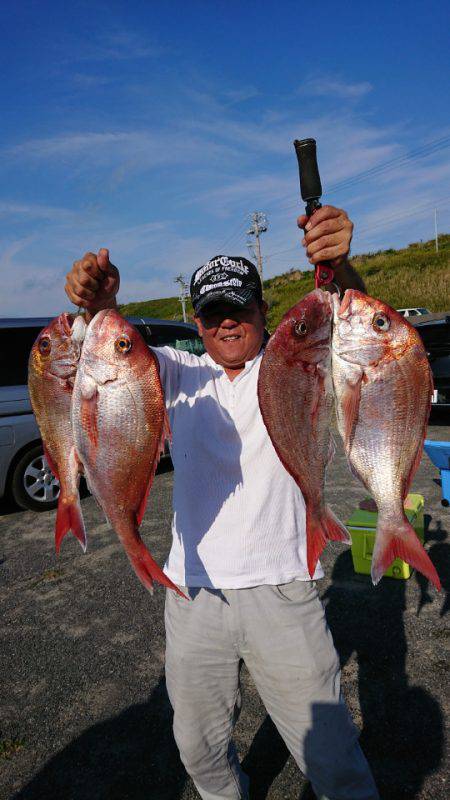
[397,307,431,317]
[412,313,450,407]
[0,316,203,511]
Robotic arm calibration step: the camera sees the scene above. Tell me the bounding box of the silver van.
[0,316,203,511]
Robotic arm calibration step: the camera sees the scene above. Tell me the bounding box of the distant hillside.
[119,295,193,320]
[119,234,450,331]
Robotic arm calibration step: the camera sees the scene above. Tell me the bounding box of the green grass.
[0,737,25,760]
[30,567,65,588]
[119,296,194,320]
[119,234,450,331]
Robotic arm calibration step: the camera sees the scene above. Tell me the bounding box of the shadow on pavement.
[244,517,448,800]
[14,676,187,800]
[322,540,447,799]
[241,715,292,799]
[416,515,450,616]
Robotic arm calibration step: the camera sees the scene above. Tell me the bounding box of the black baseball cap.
[190,254,262,315]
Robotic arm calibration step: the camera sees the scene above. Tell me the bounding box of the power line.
[210,133,450,265]
[356,193,450,236]
[264,134,450,216]
[265,196,450,263]
[216,216,249,253]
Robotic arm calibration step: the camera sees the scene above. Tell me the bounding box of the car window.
[150,325,204,353]
[134,322,204,354]
[418,308,430,314]
[174,337,205,355]
[0,327,42,387]
[408,309,418,316]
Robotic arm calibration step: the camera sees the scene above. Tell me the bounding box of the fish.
[28,313,87,553]
[258,289,350,577]
[332,289,440,590]
[71,309,186,597]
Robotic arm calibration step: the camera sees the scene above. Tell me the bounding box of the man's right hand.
[65,247,120,322]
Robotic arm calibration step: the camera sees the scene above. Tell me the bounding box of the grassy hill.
[119,234,450,332]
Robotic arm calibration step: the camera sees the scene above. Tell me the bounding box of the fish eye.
[294,320,308,336]
[372,313,390,333]
[38,336,51,356]
[114,334,132,354]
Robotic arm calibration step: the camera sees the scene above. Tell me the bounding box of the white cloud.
[63,29,164,63]
[299,76,373,99]
[0,202,77,221]
[72,73,112,88]
[222,87,260,105]
[1,72,449,314]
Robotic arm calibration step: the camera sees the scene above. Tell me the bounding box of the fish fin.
[80,393,98,449]
[55,495,87,554]
[306,505,351,578]
[371,517,441,591]
[403,442,424,498]
[127,537,188,599]
[136,410,171,526]
[43,445,59,482]
[327,433,336,465]
[340,372,364,448]
[403,382,432,495]
[346,455,365,485]
[136,480,152,527]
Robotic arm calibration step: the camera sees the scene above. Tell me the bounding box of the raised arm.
[297,205,366,293]
[65,248,120,323]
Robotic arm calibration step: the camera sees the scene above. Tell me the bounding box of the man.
[65,206,378,800]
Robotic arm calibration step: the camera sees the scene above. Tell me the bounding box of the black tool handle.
[293,138,322,211]
[294,137,334,289]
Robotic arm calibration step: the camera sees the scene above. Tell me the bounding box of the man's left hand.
[297,205,353,268]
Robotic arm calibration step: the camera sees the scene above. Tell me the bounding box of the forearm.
[332,258,366,293]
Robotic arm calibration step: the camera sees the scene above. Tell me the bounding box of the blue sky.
[1,0,449,315]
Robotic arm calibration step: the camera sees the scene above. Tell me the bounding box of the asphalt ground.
[0,411,449,800]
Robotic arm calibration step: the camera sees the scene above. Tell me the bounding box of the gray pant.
[165,580,379,800]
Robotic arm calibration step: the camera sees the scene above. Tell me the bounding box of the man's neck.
[224,365,245,382]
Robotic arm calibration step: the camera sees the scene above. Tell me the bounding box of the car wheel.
[10,445,60,511]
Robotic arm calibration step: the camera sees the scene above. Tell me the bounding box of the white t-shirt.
[155,346,323,589]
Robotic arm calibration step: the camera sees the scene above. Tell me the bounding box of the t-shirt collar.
[205,348,263,379]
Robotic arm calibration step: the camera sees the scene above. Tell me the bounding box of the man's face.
[194,299,268,371]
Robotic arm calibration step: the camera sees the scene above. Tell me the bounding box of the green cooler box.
[347,493,424,580]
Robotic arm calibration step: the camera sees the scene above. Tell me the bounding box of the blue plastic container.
[423,439,450,507]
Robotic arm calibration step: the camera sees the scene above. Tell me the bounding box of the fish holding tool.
[293,137,336,291]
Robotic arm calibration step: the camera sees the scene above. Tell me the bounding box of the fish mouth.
[82,309,121,384]
[59,312,75,336]
[48,361,78,380]
[88,308,117,333]
[336,289,367,320]
[337,290,352,318]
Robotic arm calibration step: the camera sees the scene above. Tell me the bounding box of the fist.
[65,248,120,317]
[297,205,353,268]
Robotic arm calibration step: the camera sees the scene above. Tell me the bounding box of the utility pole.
[434,208,439,252]
[247,212,268,279]
[174,274,188,322]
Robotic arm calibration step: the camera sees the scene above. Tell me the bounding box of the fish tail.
[128,539,188,599]
[306,504,351,578]
[372,516,441,590]
[55,494,87,554]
